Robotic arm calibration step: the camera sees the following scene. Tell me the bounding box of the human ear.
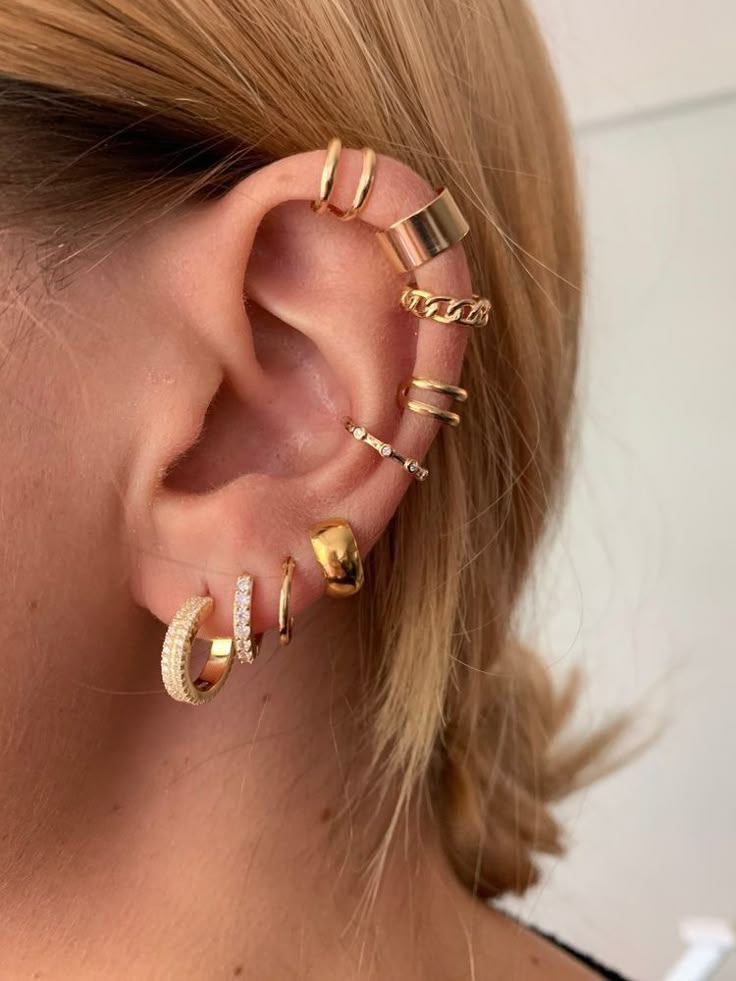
[125,148,473,643]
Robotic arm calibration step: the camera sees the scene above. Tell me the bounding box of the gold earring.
[376,188,470,273]
[309,519,365,598]
[278,557,296,645]
[312,138,376,221]
[342,417,429,482]
[161,597,235,705]
[400,287,490,328]
[397,377,468,428]
[233,573,261,664]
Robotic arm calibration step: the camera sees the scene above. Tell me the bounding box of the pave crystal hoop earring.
[343,417,429,482]
[400,287,491,328]
[278,557,296,645]
[397,377,468,428]
[161,597,235,705]
[233,573,261,664]
[376,188,470,273]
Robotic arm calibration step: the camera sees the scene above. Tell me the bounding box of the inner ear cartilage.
[342,416,429,482]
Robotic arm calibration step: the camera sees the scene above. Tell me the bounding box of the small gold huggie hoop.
[397,377,468,428]
[278,557,296,645]
[161,597,235,705]
[312,137,342,215]
[336,147,376,222]
[233,572,261,664]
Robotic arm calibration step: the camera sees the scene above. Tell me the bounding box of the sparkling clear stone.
[407,461,418,473]
[381,444,393,457]
[353,427,366,440]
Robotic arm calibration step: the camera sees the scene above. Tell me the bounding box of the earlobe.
[127,143,480,678]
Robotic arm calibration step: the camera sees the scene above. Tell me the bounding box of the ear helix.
[160,138,490,705]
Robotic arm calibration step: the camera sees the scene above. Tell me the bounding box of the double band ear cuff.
[400,287,490,328]
[376,188,469,272]
[312,137,376,221]
[397,377,468,428]
[161,597,235,705]
[343,417,429,482]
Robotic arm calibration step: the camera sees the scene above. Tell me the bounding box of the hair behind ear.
[0,0,624,900]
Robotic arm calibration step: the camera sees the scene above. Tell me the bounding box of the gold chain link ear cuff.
[376,188,470,273]
[400,287,490,328]
[397,377,468,428]
[161,597,235,705]
[312,138,376,221]
[309,519,364,598]
[233,573,261,664]
[342,417,429,482]
[278,557,296,645]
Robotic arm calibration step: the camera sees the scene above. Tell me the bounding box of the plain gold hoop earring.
[161,597,235,705]
[278,557,296,645]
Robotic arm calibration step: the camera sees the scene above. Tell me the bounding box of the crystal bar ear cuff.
[342,417,429,482]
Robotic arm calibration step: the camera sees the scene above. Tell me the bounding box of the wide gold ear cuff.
[309,518,364,598]
[161,597,235,705]
[312,137,376,221]
[376,188,469,272]
[397,377,468,428]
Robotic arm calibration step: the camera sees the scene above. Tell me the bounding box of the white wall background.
[507,5,736,980]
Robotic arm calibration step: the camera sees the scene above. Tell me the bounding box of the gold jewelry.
[400,287,490,328]
[312,137,342,215]
[337,147,376,221]
[161,597,235,705]
[342,416,429,482]
[233,573,261,664]
[309,519,365,598]
[278,557,296,645]
[376,188,470,273]
[312,139,376,221]
[397,377,468,428]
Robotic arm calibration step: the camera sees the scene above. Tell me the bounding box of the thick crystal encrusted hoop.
[161,596,235,705]
[233,573,260,664]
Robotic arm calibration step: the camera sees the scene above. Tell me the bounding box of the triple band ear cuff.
[343,416,429,481]
[312,137,376,221]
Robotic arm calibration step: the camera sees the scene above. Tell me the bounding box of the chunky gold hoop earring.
[336,147,376,222]
[309,518,364,598]
[278,557,296,645]
[161,597,235,705]
[397,377,468,428]
[312,137,342,215]
[376,188,470,273]
[343,417,429,482]
[233,573,261,664]
[400,287,490,328]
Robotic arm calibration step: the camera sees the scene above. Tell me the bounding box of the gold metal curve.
[161,596,235,705]
[278,557,296,645]
[376,188,470,272]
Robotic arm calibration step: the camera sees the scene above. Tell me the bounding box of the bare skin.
[0,151,594,980]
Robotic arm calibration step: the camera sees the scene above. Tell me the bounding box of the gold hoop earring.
[400,287,490,328]
[376,188,470,272]
[312,137,342,215]
[278,557,296,645]
[309,519,364,598]
[397,377,468,428]
[336,147,376,222]
[161,597,235,705]
[342,417,429,482]
[233,573,261,664]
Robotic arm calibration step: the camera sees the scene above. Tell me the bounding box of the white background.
[507,4,736,979]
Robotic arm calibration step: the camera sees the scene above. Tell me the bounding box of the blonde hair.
[0,0,621,898]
